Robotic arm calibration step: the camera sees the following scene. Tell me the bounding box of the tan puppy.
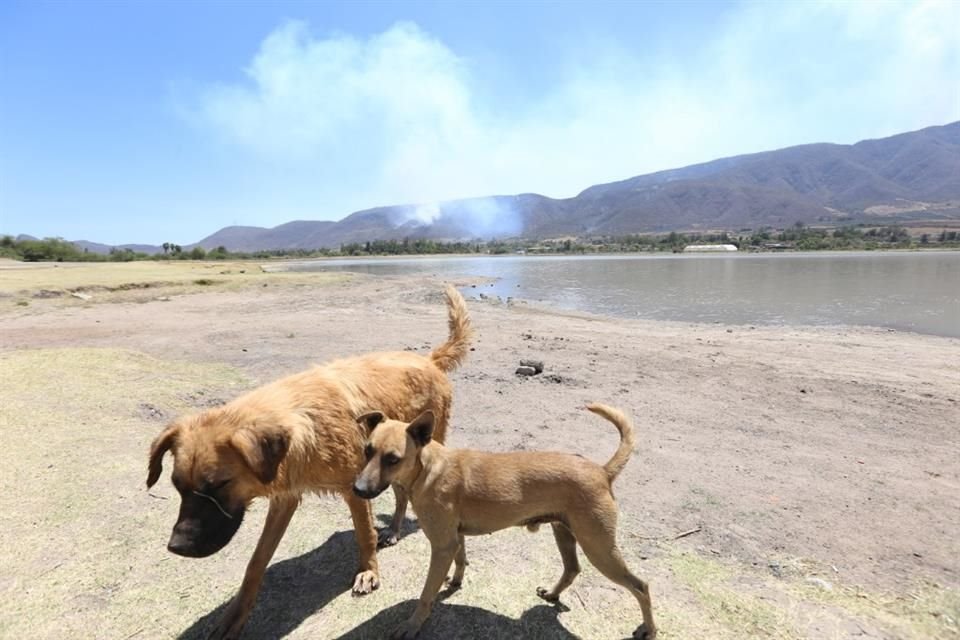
[146,285,471,640]
[353,404,657,640]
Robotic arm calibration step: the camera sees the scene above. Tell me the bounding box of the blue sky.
[1,1,958,245]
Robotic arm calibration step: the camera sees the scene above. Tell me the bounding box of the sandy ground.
[1,261,958,639]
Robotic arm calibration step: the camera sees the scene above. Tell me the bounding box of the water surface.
[288,252,959,337]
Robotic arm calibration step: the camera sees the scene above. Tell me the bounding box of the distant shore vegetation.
[2,223,959,262]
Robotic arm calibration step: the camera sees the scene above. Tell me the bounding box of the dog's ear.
[357,411,385,432]
[146,424,180,488]
[230,428,290,485]
[406,411,435,447]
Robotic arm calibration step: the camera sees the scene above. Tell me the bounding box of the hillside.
[187,121,960,250]
[72,240,163,255]
[190,221,336,252]
[566,121,960,233]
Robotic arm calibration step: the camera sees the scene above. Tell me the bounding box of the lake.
[286,251,960,338]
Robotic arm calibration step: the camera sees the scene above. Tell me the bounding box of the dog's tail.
[429,285,473,373]
[588,403,636,483]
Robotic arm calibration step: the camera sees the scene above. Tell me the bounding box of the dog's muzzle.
[166,492,245,558]
[352,482,384,500]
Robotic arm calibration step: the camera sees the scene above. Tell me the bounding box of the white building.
[683,244,739,252]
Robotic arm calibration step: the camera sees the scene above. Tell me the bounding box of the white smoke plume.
[189,3,960,233]
[408,198,522,238]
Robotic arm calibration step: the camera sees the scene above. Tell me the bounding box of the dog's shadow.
[177,530,359,640]
[176,527,585,640]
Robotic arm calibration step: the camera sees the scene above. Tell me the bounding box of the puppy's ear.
[357,411,385,432]
[147,424,180,488]
[406,411,435,447]
[231,428,289,485]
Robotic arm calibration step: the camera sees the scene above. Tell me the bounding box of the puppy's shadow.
[177,530,358,640]
[335,601,582,639]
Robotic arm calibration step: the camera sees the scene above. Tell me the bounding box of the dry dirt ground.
[1,260,958,640]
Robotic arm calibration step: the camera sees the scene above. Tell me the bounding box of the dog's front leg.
[208,495,299,640]
[343,491,380,594]
[447,534,467,588]
[392,536,459,640]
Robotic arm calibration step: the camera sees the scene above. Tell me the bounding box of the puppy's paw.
[633,623,657,640]
[390,619,422,640]
[378,528,399,548]
[536,586,560,603]
[351,569,380,595]
[443,575,462,590]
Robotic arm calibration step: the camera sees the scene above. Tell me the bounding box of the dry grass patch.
[659,548,960,640]
[0,260,350,310]
[790,574,959,639]
[668,550,800,639]
[0,347,248,639]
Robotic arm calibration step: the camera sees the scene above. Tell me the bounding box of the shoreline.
[475,293,960,343]
[263,245,960,266]
[4,244,958,271]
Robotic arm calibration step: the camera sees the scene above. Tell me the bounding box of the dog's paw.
[206,621,240,640]
[390,619,422,640]
[351,569,380,595]
[535,586,560,603]
[378,528,399,548]
[207,598,250,640]
[633,623,657,640]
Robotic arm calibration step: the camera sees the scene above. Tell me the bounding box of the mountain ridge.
[191,120,960,250]
[10,122,958,253]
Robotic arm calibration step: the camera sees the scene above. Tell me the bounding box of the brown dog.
[353,404,657,640]
[146,285,471,640]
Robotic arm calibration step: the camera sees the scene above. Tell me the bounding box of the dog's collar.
[394,453,425,494]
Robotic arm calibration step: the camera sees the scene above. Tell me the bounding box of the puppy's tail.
[430,285,473,373]
[588,403,636,483]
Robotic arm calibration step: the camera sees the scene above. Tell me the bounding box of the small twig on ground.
[123,628,144,639]
[673,526,702,540]
[631,526,702,542]
[148,493,169,500]
[36,562,62,579]
[573,589,588,609]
